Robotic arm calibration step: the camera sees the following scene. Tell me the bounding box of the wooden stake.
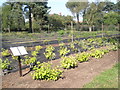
[18,56,22,77]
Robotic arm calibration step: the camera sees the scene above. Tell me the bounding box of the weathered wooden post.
[18,56,22,77]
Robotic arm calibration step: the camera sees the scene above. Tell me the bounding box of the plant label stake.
[18,56,22,77]
[10,46,28,77]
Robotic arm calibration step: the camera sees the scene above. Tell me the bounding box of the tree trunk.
[82,9,86,23]
[18,18,21,32]
[71,21,73,42]
[89,26,92,32]
[8,25,10,33]
[76,13,79,24]
[39,22,42,32]
[48,24,49,33]
[92,25,95,31]
[64,24,67,30]
[76,13,79,30]
[31,13,34,33]
[29,6,32,33]
[39,26,42,32]
[102,23,104,37]
[8,28,10,33]
[118,23,120,31]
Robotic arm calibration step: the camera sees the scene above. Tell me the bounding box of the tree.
[115,1,120,30]
[83,2,106,31]
[33,2,50,32]
[2,3,13,32]
[66,0,88,30]
[103,1,116,12]
[11,2,25,31]
[23,3,36,33]
[2,2,25,32]
[63,15,74,30]
[23,2,50,33]
[0,6,2,32]
[48,14,64,30]
[103,11,119,31]
[48,14,74,31]
[103,11,119,25]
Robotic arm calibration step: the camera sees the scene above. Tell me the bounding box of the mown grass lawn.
[83,62,119,88]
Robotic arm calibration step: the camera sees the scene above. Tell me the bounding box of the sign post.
[10,46,28,77]
[18,56,22,77]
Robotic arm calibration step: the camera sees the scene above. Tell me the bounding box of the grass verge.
[83,62,119,88]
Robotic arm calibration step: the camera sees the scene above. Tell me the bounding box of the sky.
[48,0,72,16]
[48,0,117,16]
[0,0,118,21]
[47,0,117,21]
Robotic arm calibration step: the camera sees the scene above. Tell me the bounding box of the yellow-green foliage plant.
[31,51,39,57]
[69,43,78,52]
[59,47,70,57]
[12,56,18,60]
[23,55,37,65]
[76,52,90,62]
[35,45,43,51]
[31,62,63,80]
[1,58,12,70]
[59,43,70,57]
[1,49,11,57]
[90,49,103,59]
[0,59,1,69]
[61,56,78,69]
[90,49,109,59]
[44,45,56,60]
[109,44,118,51]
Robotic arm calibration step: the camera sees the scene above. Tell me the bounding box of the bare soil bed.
[2,49,119,88]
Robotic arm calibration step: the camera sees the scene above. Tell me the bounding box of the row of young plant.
[0,37,119,75]
[29,44,118,80]
[3,31,119,43]
[4,32,119,50]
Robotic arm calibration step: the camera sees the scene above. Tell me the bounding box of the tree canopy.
[48,14,74,31]
[103,11,119,25]
[1,0,120,32]
[2,2,50,33]
[66,0,88,24]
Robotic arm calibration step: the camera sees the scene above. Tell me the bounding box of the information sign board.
[10,46,28,56]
